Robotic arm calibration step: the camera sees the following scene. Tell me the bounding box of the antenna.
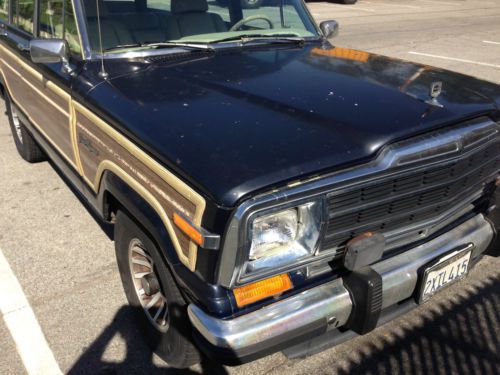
[95,0,108,79]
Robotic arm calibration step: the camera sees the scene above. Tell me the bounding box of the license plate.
[418,245,473,303]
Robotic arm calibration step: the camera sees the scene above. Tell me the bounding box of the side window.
[40,0,81,55]
[0,0,8,22]
[147,0,170,12]
[13,0,35,34]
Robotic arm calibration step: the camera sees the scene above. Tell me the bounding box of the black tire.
[5,93,46,163]
[114,211,201,369]
[338,0,357,4]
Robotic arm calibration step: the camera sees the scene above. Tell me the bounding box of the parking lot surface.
[0,0,499,374]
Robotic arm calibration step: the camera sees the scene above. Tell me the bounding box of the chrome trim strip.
[191,214,494,352]
[72,0,92,60]
[92,47,213,60]
[174,211,221,250]
[88,38,322,60]
[217,117,500,288]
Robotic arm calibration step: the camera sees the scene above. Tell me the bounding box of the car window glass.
[0,0,8,22]
[13,0,35,34]
[147,0,170,12]
[40,0,81,55]
[82,0,319,54]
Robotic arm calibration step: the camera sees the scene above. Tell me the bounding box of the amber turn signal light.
[173,212,203,246]
[233,274,293,308]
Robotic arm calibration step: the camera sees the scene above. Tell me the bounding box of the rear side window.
[39,0,81,55]
[13,0,35,34]
[147,0,170,12]
[0,0,8,22]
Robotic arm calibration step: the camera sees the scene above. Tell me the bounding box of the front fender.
[97,170,233,316]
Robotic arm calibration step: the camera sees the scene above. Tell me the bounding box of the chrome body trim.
[88,38,322,60]
[72,0,92,60]
[174,211,221,250]
[217,117,500,288]
[190,214,494,352]
[93,47,214,60]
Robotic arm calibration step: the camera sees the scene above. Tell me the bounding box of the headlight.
[250,209,299,260]
[243,201,323,276]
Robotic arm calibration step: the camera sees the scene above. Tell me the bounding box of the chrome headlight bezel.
[219,195,328,288]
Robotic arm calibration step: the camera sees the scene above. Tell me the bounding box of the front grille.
[321,131,500,256]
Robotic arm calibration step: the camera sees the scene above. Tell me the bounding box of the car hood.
[80,44,500,207]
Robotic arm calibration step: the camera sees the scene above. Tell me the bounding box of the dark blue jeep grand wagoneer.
[0,0,499,367]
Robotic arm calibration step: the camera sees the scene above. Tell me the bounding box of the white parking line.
[417,0,459,6]
[0,248,62,375]
[330,4,375,12]
[408,51,500,69]
[348,6,376,12]
[483,40,500,45]
[365,1,421,9]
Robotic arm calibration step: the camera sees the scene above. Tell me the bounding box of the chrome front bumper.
[188,214,494,356]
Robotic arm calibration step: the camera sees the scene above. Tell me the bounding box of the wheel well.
[98,172,185,268]
[102,190,121,223]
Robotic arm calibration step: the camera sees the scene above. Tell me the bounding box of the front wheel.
[114,211,200,368]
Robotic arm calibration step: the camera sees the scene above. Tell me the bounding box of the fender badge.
[426,81,444,108]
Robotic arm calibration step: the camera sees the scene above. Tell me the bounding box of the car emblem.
[426,81,444,108]
[430,81,442,98]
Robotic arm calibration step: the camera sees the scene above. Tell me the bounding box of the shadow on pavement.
[66,268,499,375]
[67,305,228,375]
[336,273,500,375]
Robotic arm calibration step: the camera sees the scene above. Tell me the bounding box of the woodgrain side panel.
[0,46,75,168]
[74,102,206,270]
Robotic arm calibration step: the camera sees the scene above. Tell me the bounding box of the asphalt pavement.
[0,0,499,374]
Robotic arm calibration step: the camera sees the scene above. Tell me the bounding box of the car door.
[0,0,83,173]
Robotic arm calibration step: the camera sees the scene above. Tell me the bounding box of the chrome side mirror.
[29,39,72,74]
[320,20,339,39]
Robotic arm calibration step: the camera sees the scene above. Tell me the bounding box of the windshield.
[81,0,320,54]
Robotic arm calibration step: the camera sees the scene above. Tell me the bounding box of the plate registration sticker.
[418,245,473,303]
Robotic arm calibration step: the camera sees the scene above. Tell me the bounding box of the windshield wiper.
[104,42,214,53]
[210,34,305,45]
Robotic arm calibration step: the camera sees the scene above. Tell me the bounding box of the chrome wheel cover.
[128,238,169,332]
[11,107,23,144]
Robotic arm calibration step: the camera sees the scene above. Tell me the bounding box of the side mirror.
[29,39,72,73]
[320,20,339,39]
